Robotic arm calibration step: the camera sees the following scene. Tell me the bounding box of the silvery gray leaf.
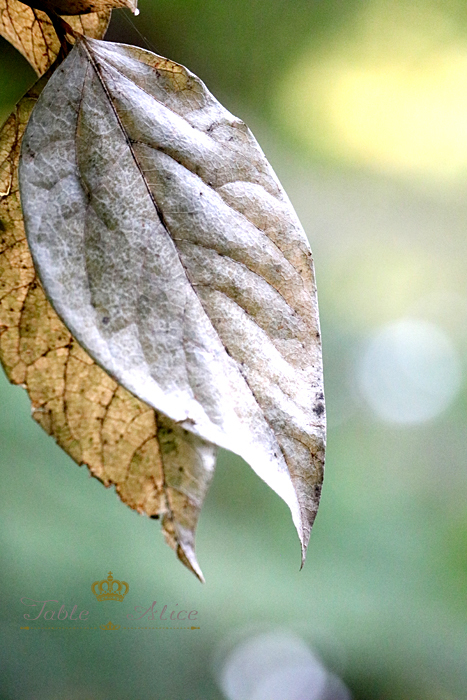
[19,38,325,561]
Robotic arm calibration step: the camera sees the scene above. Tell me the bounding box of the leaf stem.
[27,1,78,62]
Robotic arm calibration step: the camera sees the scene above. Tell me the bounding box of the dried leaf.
[25,0,137,16]
[0,0,111,75]
[0,80,216,581]
[19,38,326,559]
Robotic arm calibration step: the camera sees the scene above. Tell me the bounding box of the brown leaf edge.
[31,0,138,17]
[0,76,217,581]
[0,0,111,76]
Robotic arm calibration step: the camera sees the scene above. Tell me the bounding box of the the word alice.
[127,602,198,621]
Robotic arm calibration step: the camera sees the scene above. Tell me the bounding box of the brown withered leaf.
[0,0,111,76]
[32,0,138,15]
[0,79,216,581]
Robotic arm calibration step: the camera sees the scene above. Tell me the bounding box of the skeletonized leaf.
[0,80,216,581]
[20,38,326,559]
[0,0,110,75]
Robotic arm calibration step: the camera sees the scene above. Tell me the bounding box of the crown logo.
[100,620,120,631]
[92,572,129,602]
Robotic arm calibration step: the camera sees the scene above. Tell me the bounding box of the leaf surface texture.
[19,38,326,557]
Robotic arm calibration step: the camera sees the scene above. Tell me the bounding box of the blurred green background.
[1,1,467,698]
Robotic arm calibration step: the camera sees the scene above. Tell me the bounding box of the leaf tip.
[176,544,205,584]
[162,514,205,582]
[299,540,307,571]
[126,0,139,15]
[298,527,309,571]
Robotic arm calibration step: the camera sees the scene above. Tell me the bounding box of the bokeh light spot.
[357,318,463,424]
[217,630,350,700]
[276,1,467,182]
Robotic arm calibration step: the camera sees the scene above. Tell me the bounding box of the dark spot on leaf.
[313,402,324,416]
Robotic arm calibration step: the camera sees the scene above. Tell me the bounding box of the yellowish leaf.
[0,0,111,75]
[24,0,137,16]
